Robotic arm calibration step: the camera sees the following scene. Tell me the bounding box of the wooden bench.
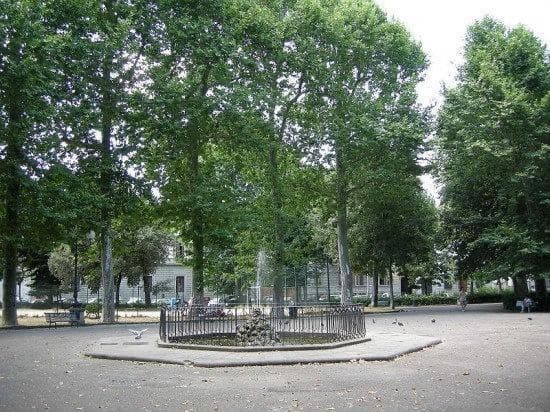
[45,312,76,327]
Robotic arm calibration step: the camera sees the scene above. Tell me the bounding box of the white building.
[64,249,194,304]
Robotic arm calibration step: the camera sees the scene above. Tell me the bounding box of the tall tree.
[57,0,152,322]
[303,0,427,302]
[136,0,244,304]
[0,1,70,324]
[435,18,550,292]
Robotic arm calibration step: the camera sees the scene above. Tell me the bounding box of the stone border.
[157,336,372,352]
[85,333,442,368]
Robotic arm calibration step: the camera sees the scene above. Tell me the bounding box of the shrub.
[467,288,503,304]
[502,290,550,311]
[394,294,457,306]
[353,297,371,306]
[85,302,102,318]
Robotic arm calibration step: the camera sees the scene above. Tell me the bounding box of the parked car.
[126,297,144,304]
[207,298,225,307]
[162,297,187,308]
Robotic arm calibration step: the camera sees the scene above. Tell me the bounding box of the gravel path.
[0,303,548,411]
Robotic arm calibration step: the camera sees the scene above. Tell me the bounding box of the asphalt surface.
[0,303,548,411]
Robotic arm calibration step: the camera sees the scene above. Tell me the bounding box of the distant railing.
[159,304,366,346]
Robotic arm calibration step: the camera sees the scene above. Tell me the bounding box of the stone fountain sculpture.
[236,308,280,346]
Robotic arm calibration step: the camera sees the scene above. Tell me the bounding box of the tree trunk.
[191,219,205,304]
[534,278,546,295]
[189,128,204,304]
[267,144,286,307]
[388,262,395,309]
[101,229,115,322]
[188,65,212,305]
[2,77,24,326]
[512,275,528,297]
[99,0,116,323]
[115,274,123,307]
[326,257,331,303]
[401,276,410,295]
[72,242,79,303]
[534,278,547,310]
[370,272,379,308]
[142,275,152,306]
[335,144,353,304]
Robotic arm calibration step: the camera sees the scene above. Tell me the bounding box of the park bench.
[44,312,77,327]
[515,300,537,313]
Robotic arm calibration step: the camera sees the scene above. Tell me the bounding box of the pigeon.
[431,319,436,323]
[372,318,376,324]
[397,322,404,327]
[527,317,533,320]
[392,318,397,324]
[129,328,148,339]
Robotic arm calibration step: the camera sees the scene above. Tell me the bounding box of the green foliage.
[352,297,371,306]
[85,302,101,318]
[47,244,75,292]
[501,290,550,311]
[467,288,504,304]
[394,294,457,306]
[435,17,550,285]
[151,279,172,298]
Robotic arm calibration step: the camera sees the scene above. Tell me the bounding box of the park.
[1,0,549,410]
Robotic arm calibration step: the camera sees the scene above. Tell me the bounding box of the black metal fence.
[159,304,366,346]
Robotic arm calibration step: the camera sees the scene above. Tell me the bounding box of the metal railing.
[159,304,366,346]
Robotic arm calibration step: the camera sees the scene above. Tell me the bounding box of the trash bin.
[69,304,85,325]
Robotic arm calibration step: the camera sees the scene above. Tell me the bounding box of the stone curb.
[84,334,442,368]
[157,336,372,352]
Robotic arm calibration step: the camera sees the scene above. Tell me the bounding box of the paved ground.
[0,303,548,411]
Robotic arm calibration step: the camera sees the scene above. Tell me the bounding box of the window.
[379,275,389,286]
[355,275,365,286]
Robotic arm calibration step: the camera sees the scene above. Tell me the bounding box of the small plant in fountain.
[236,309,280,346]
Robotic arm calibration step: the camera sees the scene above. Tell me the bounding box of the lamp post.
[70,230,95,325]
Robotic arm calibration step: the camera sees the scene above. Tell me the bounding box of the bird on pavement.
[527,317,533,320]
[129,328,148,339]
[431,319,436,323]
[392,318,397,324]
[397,322,404,327]
[372,318,376,324]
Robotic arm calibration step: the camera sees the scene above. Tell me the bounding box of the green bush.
[467,288,504,304]
[394,294,457,306]
[502,290,550,311]
[85,302,102,318]
[353,297,371,306]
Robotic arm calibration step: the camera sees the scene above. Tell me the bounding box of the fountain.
[158,249,366,350]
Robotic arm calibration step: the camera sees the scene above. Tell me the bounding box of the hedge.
[354,289,535,307]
